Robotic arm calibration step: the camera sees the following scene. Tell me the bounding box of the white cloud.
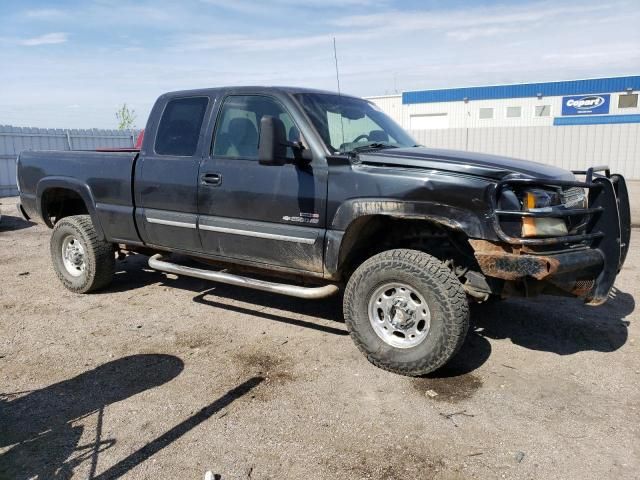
[177,31,371,52]
[446,26,521,42]
[201,0,385,14]
[19,32,68,46]
[331,1,612,29]
[23,8,68,19]
[1,0,639,128]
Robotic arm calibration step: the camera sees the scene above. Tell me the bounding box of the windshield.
[295,93,416,154]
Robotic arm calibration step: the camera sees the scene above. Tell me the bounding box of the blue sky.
[1,0,639,128]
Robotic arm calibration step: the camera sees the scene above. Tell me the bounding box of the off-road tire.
[50,215,115,293]
[343,249,469,376]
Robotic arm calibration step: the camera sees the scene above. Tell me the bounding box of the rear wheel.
[343,249,469,376]
[50,215,115,293]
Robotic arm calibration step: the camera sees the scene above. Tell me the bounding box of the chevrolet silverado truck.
[16,87,631,376]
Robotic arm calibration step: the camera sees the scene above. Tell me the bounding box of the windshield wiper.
[346,143,399,155]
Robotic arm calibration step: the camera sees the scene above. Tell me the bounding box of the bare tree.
[115,104,137,130]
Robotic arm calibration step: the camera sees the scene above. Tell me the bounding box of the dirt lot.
[1,199,638,480]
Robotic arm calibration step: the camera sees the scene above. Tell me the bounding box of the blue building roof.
[402,76,640,104]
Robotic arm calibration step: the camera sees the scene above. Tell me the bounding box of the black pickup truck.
[17,86,631,376]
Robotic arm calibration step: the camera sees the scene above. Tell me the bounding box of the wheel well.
[41,188,89,227]
[338,215,478,278]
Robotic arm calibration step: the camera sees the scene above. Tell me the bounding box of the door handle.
[201,173,222,186]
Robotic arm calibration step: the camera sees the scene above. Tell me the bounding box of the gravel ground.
[1,198,638,480]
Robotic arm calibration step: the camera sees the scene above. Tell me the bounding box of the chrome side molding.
[148,254,339,299]
[144,208,197,229]
[146,217,197,229]
[198,224,317,244]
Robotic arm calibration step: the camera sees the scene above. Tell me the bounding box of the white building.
[368,76,640,130]
[367,76,640,179]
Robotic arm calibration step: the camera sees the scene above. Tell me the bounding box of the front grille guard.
[490,165,631,304]
[490,165,612,247]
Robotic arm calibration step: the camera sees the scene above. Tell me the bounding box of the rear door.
[197,94,327,272]
[135,95,212,252]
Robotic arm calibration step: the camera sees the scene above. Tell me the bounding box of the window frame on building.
[618,93,639,109]
[506,106,522,118]
[534,105,552,117]
[478,107,494,120]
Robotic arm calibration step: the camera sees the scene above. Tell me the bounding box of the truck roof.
[161,85,360,99]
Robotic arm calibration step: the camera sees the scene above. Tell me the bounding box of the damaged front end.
[472,167,631,305]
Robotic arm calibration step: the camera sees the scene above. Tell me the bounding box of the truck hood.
[359,146,575,181]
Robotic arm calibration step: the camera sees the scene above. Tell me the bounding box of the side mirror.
[258,116,287,166]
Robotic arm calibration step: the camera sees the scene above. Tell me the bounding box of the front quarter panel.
[327,163,496,237]
[324,162,498,276]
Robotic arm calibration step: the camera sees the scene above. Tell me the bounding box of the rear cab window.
[155,96,209,156]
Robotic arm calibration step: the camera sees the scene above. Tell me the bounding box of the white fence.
[0,126,139,197]
[410,123,640,180]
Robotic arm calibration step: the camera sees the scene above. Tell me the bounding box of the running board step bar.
[148,254,339,299]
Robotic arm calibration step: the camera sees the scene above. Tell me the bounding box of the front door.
[197,94,327,272]
[136,95,211,252]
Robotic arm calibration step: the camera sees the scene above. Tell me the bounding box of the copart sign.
[561,94,610,115]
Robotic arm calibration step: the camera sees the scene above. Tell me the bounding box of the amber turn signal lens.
[521,191,568,238]
[522,192,537,237]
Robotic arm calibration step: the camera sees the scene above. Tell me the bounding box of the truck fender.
[36,177,106,240]
[325,198,486,276]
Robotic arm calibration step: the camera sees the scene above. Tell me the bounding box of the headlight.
[562,187,587,209]
[522,189,568,237]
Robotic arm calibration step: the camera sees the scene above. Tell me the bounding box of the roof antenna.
[333,37,342,95]
[333,37,345,151]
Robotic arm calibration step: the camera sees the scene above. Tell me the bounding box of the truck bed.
[18,150,140,244]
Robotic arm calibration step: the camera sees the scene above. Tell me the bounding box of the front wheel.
[343,249,469,376]
[50,215,115,293]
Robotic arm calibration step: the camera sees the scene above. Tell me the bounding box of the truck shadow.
[104,255,217,298]
[105,254,347,328]
[188,283,632,360]
[193,287,347,336]
[414,289,632,397]
[0,214,35,232]
[471,287,633,355]
[104,255,631,368]
[0,354,184,480]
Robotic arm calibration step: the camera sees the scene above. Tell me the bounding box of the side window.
[155,97,209,156]
[212,95,297,159]
[535,105,551,117]
[619,93,638,109]
[506,106,522,118]
[479,107,494,119]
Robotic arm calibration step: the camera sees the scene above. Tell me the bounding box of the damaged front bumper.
[476,167,631,305]
[470,240,604,301]
[470,241,604,282]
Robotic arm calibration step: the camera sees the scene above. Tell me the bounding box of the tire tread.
[50,215,114,293]
[343,249,469,376]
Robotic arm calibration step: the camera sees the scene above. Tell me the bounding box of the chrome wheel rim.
[61,235,86,277]
[368,282,431,349]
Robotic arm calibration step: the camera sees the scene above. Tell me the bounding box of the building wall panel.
[408,124,639,179]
